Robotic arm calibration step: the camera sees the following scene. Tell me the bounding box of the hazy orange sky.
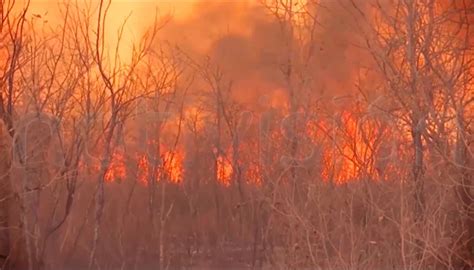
[28,0,200,18]
[13,0,361,101]
[23,0,257,62]
[18,2,153,64]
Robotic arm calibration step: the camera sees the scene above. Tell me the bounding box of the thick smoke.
[159,0,370,107]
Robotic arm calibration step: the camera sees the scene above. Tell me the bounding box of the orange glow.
[246,162,263,186]
[24,0,461,189]
[25,0,200,64]
[217,155,233,186]
[137,154,150,185]
[104,151,127,182]
[161,150,184,183]
[319,110,385,184]
[135,149,184,185]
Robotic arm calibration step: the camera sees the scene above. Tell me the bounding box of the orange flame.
[135,149,184,185]
[104,151,127,182]
[137,154,150,185]
[320,110,384,184]
[246,162,263,186]
[162,150,184,183]
[217,155,233,186]
[89,106,392,187]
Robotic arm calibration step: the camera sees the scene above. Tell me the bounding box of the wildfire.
[216,155,233,186]
[137,154,150,185]
[161,150,184,183]
[98,146,185,185]
[89,107,392,187]
[135,149,184,185]
[319,110,384,184]
[104,151,127,182]
[246,162,263,186]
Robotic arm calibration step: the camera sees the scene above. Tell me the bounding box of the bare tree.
[349,0,474,267]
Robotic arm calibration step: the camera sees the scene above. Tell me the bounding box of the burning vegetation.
[0,0,473,269]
